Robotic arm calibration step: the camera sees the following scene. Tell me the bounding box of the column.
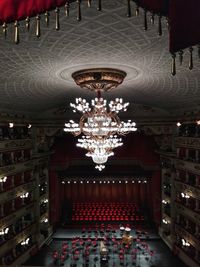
[21,197,25,206]
[0,153,3,166]
[185,172,189,184]
[186,149,189,160]
[12,224,16,235]
[185,197,190,207]
[21,173,24,184]
[11,176,14,187]
[196,150,199,162]
[21,150,24,161]
[21,216,25,228]
[195,175,199,187]
[176,170,180,180]
[12,247,17,258]
[0,182,4,191]
[30,170,34,181]
[176,214,180,224]
[30,149,33,158]
[10,152,14,163]
[177,148,180,158]
[0,204,4,217]
[195,249,199,262]
[11,199,15,212]
[185,218,189,229]
[195,199,199,212]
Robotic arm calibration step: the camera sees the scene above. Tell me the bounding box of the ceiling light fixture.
[64,68,137,170]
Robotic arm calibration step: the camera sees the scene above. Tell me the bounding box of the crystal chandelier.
[77,135,123,165]
[63,68,137,170]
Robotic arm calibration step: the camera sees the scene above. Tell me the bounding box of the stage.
[24,225,187,267]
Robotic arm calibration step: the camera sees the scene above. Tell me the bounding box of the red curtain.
[49,169,62,224]
[138,0,168,15]
[0,0,67,23]
[178,148,186,159]
[60,183,148,204]
[169,0,200,52]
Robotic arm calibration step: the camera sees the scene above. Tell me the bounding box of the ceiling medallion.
[72,68,127,92]
[64,68,137,171]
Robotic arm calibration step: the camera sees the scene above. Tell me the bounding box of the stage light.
[107,181,110,184]
[103,181,106,184]
[132,181,135,183]
[87,181,89,183]
[93,181,96,183]
[138,180,141,183]
[112,181,115,183]
[119,181,121,183]
[67,181,70,184]
[125,181,128,184]
[74,181,77,184]
[80,181,83,184]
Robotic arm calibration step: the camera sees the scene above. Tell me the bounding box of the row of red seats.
[73,203,137,207]
[72,215,144,221]
[73,213,135,216]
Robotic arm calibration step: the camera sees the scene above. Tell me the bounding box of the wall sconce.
[162,200,168,204]
[41,218,48,223]
[181,192,190,199]
[0,227,9,236]
[162,219,169,225]
[42,199,48,204]
[9,122,14,128]
[182,239,190,247]
[0,176,7,183]
[20,192,29,198]
[21,237,30,246]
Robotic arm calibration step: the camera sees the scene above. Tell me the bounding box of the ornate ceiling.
[0,0,200,120]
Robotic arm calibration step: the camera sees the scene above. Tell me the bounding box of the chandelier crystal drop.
[63,68,137,171]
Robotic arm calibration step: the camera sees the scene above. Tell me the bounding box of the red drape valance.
[0,0,200,53]
[0,0,68,23]
[137,0,168,15]
[169,0,200,53]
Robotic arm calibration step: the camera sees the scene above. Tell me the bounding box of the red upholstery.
[71,202,144,222]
